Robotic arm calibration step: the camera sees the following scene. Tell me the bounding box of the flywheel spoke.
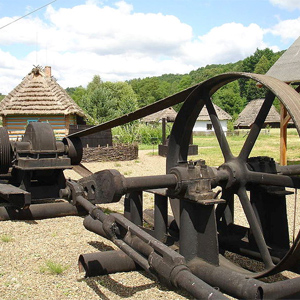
[204,95,233,162]
[237,187,274,269]
[238,92,275,161]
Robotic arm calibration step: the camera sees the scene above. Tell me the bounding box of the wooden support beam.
[280,103,289,166]
[280,84,300,165]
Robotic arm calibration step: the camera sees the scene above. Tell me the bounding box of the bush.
[112,122,172,145]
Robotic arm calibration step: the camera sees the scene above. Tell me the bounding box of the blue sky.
[0,0,299,94]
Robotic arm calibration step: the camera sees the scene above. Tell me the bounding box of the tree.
[245,55,270,101]
[129,77,171,107]
[213,81,246,117]
[86,80,138,123]
[178,75,192,91]
[240,48,275,98]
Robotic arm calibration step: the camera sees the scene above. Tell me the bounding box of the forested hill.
[127,48,284,116]
[67,48,284,124]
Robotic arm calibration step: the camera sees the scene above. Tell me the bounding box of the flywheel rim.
[166,72,300,277]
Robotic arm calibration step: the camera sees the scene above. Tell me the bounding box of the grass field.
[140,128,300,167]
[191,128,300,166]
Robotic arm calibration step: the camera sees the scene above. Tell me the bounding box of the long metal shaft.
[0,202,85,221]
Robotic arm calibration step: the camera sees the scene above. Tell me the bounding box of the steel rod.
[277,164,300,176]
[0,202,85,221]
[247,171,300,189]
[124,174,177,192]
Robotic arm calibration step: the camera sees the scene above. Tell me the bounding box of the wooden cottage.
[235,99,281,129]
[193,104,232,133]
[141,107,177,123]
[0,66,88,140]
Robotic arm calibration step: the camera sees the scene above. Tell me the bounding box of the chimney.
[44,66,51,77]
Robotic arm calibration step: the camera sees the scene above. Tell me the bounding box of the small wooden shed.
[235,99,281,129]
[0,66,88,140]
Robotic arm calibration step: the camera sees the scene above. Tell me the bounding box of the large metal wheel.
[166,72,300,278]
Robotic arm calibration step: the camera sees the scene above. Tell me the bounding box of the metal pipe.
[84,214,153,258]
[154,194,168,241]
[125,191,143,226]
[124,174,177,192]
[78,250,141,277]
[188,258,263,300]
[247,171,300,189]
[0,202,85,221]
[82,202,229,299]
[83,215,107,238]
[277,164,300,176]
[76,195,107,222]
[174,268,229,300]
[262,276,300,299]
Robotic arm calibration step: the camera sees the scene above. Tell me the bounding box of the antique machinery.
[0,121,86,219]
[2,72,300,298]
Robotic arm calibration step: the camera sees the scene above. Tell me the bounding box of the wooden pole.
[162,117,166,145]
[280,103,291,166]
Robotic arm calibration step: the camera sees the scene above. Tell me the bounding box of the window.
[207,123,212,130]
[27,119,38,124]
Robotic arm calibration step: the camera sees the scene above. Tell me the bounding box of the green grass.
[40,260,69,275]
[138,144,155,150]
[1,234,13,243]
[190,128,300,166]
[137,128,300,167]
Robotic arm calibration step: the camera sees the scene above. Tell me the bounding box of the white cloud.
[268,17,300,41]
[180,23,267,66]
[0,1,281,94]
[269,0,300,11]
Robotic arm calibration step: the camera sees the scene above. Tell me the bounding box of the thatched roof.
[235,99,280,128]
[197,104,232,121]
[0,66,88,118]
[141,107,177,122]
[266,36,300,83]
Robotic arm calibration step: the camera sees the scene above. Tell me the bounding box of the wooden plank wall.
[3,114,76,140]
[69,125,112,148]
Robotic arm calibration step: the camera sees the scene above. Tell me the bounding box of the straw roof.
[0,66,88,118]
[266,36,300,83]
[141,107,177,122]
[235,99,280,128]
[197,104,232,121]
